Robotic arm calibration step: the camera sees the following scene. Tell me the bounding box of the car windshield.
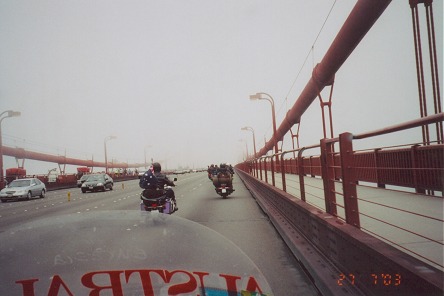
[8,180,31,187]
[86,175,103,182]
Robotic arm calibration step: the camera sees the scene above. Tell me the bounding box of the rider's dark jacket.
[154,172,175,189]
[142,172,175,200]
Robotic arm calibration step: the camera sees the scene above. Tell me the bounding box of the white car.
[0,178,46,202]
[138,169,147,179]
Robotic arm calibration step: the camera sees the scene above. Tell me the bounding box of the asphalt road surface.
[0,172,319,295]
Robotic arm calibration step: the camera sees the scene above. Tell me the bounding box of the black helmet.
[152,162,161,172]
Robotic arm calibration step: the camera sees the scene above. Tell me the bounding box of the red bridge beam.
[257,0,392,157]
[2,146,145,169]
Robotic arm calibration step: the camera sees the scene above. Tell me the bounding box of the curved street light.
[0,110,21,189]
[241,126,257,158]
[104,135,117,173]
[249,92,278,157]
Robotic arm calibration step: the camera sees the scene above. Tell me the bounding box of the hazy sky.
[0,0,442,174]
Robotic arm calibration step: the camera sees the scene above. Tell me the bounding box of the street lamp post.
[241,126,258,178]
[249,92,278,157]
[241,126,257,158]
[250,92,278,186]
[0,110,21,189]
[104,135,116,173]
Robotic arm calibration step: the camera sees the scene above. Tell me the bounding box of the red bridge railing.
[236,113,444,269]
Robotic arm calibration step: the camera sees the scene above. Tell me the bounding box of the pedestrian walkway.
[258,172,444,271]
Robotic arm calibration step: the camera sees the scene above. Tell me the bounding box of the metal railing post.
[374,148,385,188]
[320,138,338,217]
[339,132,360,228]
[411,144,426,194]
[270,154,275,187]
[298,148,307,202]
[264,157,269,184]
[259,157,263,181]
[280,152,289,192]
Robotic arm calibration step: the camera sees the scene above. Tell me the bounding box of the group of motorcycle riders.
[139,162,235,213]
[207,163,234,186]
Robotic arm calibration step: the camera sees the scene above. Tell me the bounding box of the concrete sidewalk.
[258,172,444,271]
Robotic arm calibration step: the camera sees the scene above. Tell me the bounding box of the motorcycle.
[140,185,177,214]
[209,170,218,180]
[215,183,234,199]
[213,172,234,198]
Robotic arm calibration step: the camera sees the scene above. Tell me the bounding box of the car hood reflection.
[0,210,272,295]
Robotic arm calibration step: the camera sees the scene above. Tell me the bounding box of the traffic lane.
[0,174,318,294]
[0,174,191,232]
[174,173,319,295]
[0,181,142,232]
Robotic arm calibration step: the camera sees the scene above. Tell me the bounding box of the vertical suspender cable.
[425,2,443,143]
[410,2,430,145]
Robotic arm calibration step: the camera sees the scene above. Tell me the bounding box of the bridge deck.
[259,172,444,271]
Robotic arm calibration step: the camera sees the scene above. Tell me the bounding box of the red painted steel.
[320,138,338,217]
[236,113,444,274]
[5,167,26,183]
[256,0,392,158]
[410,0,443,144]
[237,169,443,295]
[253,142,444,194]
[1,146,144,169]
[297,150,306,201]
[339,132,360,227]
[238,113,444,225]
[252,114,444,195]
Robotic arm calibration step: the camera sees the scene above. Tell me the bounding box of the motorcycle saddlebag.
[213,176,231,187]
[142,188,164,199]
[163,200,172,214]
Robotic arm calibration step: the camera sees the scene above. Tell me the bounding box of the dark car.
[76,174,90,188]
[80,174,113,193]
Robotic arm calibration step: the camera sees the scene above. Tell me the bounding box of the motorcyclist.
[142,162,178,211]
[212,165,219,177]
[213,163,234,191]
[227,163,234,175]
[208,164,214,180]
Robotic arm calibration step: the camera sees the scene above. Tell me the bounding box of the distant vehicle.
[0,178,46,202]
[174,170,189,175]
[5,167,26,184]
[138,168,147,179]
[77,174,90,187]
[81,173,113,193]
[47,168,58,183]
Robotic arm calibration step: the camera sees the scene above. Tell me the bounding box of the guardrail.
[243,113,444,198]
[236,113,443,294]
[236,168,443,296]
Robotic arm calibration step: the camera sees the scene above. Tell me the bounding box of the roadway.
[0,171,319,295]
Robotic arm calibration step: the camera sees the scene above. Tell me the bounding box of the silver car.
[0,178,46,202]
